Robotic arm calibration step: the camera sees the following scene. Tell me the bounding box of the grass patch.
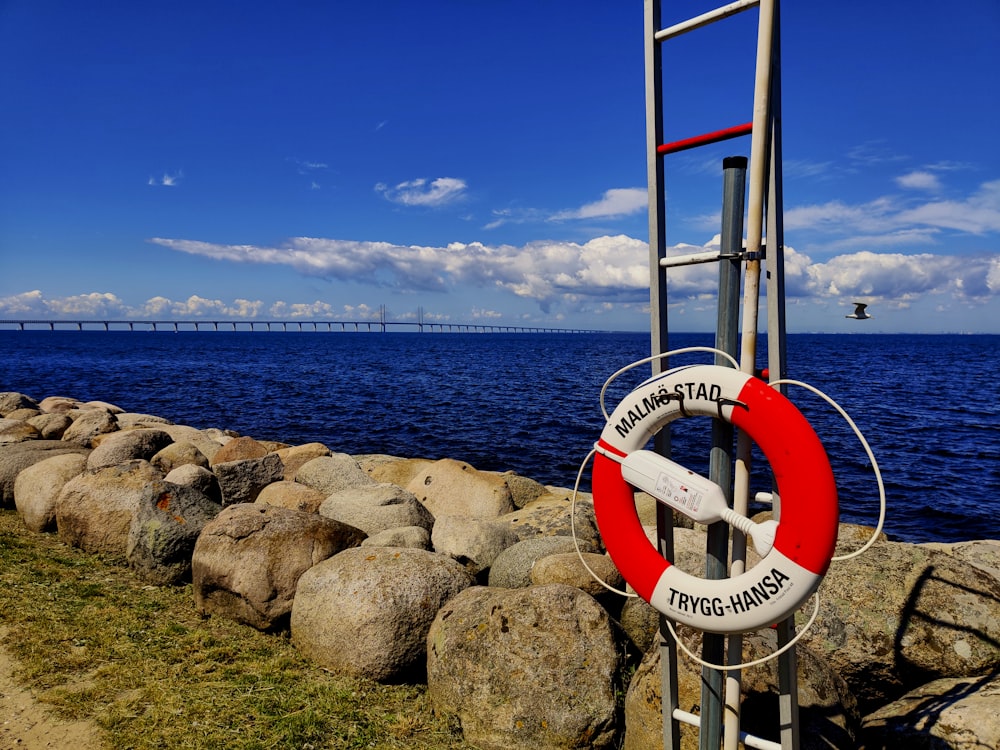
[0,509,471,749]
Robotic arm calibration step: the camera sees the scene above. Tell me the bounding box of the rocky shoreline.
[1,391,998,749]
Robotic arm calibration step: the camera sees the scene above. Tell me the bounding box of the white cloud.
[784,197,897,234]
[148,171,182,187]
[0,290,47,314]
[551,188,648,220]
[375,177,467,207]
[7,221,998,326]
[785,179,1000,240]
[895,171,941,191]
[146,232,1000,313]
[894,179,1000,234]
[269,300,335,318]
[785,248,997,302]
[288,158,328,174]
[54,292,130,316]
[471,307,503,320]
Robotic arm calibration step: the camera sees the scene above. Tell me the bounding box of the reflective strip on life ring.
[592,364,838,633]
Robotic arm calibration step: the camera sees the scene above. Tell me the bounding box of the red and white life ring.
[592,364,838,633]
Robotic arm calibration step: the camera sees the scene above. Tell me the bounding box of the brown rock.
[192,503,366,631]
[209,435,269,466]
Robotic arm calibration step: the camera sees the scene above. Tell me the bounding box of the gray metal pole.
[644,1,679,747]
[700,156,747,750]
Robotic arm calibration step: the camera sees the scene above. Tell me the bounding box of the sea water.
[1,330,997,544]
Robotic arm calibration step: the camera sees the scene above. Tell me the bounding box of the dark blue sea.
[1,330,997,545]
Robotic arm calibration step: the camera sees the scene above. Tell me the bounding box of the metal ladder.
[643,1,794,749]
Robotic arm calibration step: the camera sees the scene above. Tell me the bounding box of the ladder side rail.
[726,1,777,749]
[762,6,799,748]
[645,2,680,748]
[646,0,669,373]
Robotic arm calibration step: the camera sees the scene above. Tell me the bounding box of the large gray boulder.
[164,463,223,505]
[361,525,431,550]
[37,396,82,413]
[86,428,174,470]
[0,392,38,415]
[319,482,434,536]
[114,412,173,429]
[860,672,1000,749]
[127,479,223,585]
[273,442,331,479]
[0,418,39,443]
[255,480,326,513]
[499,471,549,509]
[156,424,225,463]
[406,458,515,519]
[799,540,1000,713]
[291,547,472,683]
[488,535,599,589]
[430,514,520,577]
[0,440,91,507]
[212,452,284,506]
[295,453,375,495]
[3,407,41,420]
[624,628,859,750]
[427,584,626,750]
[209,435,269,465]
[26,412,72,439]
[55,459,164,557]
[13,452,88,532]
[922,539,1000,582]
[149,440,210,474]
[359,455,434,488]
[497,491,602,548]
[61,408,119,446]
[530,551,626,614]
[618,596,660,654]
[192,503,366,631]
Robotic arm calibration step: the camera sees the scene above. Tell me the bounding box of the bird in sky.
[846,302,871,320]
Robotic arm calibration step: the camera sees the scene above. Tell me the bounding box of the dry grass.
[0,509,473,749]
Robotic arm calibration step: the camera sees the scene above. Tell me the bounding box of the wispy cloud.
[551,188,648,220]
[375,177,467,207]
[288,158,328,174]
[846,140,909,166]
[486,187,647,229]
[148,170,182,187]
[785,179,1000,240]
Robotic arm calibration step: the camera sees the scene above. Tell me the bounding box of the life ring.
[592,364,838,633]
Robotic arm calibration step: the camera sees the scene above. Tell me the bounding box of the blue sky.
[1,0,998,333]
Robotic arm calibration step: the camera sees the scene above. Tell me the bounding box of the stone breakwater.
[1,391,998,750]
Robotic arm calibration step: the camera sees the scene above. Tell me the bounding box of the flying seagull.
[846,302,871,320]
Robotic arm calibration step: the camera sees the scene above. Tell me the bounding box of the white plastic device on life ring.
[592,364,839,634]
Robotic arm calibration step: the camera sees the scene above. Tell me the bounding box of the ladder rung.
[658,122,753,155]
[673,709,781,750]
[655,0,760,41]
[661,245,765,268]
[660,250,741,268]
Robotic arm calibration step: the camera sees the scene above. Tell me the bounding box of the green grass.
[0,509,473,749]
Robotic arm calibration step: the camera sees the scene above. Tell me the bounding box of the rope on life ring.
[592,364,839,634]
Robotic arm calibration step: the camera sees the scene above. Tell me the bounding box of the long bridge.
[0,319,601,334]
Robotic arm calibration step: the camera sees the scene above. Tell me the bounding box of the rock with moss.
[427,583,627,750]
[127,479,223,585]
